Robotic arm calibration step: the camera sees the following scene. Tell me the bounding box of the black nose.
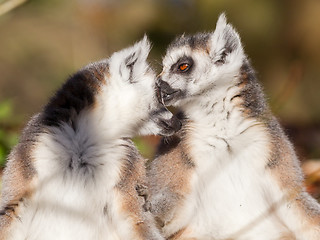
[157,79,172,93]
[171,115,182,132]
[160,115,182,133]
[156,79,179,103]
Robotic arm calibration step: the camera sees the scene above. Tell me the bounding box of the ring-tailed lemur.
[148,14,320,239]
[0,36,181,240]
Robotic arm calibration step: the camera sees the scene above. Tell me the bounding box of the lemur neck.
[182,60,269,133]
[183,83,242,127]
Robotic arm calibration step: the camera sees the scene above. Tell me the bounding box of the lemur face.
[104,36,181,137]
[157,14,245,108]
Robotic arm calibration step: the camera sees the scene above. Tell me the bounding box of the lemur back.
[148,15,320,239]
[0,37,180,240]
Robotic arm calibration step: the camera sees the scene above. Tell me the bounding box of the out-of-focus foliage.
[0,100,19,167]
[0,0,319,193]
[133,136,161,161]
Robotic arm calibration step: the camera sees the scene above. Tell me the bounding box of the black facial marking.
[157,79,182,104]
[170,56,194,75]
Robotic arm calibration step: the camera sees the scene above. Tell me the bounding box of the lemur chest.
[190,135,269,214]
[179,124,287,238]
[9,136,137,240]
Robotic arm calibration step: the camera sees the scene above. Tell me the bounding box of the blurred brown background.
[0,0,319,199]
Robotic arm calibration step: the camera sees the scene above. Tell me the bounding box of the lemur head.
[45,36,181,139]
[97,36,181,137]
[157,14,245,107]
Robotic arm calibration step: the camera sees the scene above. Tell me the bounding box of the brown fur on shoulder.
[147,133,194,229]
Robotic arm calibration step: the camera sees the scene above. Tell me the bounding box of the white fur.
[159,82,295,239]
[3,37,168,240]
[8,128,132,240]
[164,98,289,239]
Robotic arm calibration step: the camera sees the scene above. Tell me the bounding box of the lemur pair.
[0,14,319,240]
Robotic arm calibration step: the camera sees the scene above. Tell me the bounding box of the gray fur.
[167,33,210,52]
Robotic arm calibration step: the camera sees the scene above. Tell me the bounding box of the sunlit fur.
[0,37,176,240]
[148,14,320,239]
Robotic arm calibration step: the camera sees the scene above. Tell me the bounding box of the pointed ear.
[124,35,151,68]
[209,13,243,65]
[111,35,152,83]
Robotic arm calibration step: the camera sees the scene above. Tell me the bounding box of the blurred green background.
[0,0,320,197]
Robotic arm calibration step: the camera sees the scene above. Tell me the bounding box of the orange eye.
[178,63,189,72]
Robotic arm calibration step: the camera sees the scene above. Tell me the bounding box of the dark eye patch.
[170,56,194,74]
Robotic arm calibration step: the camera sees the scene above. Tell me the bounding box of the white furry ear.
[210,13,243,65]
[110,35,152,83]
[124,35,151,67]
